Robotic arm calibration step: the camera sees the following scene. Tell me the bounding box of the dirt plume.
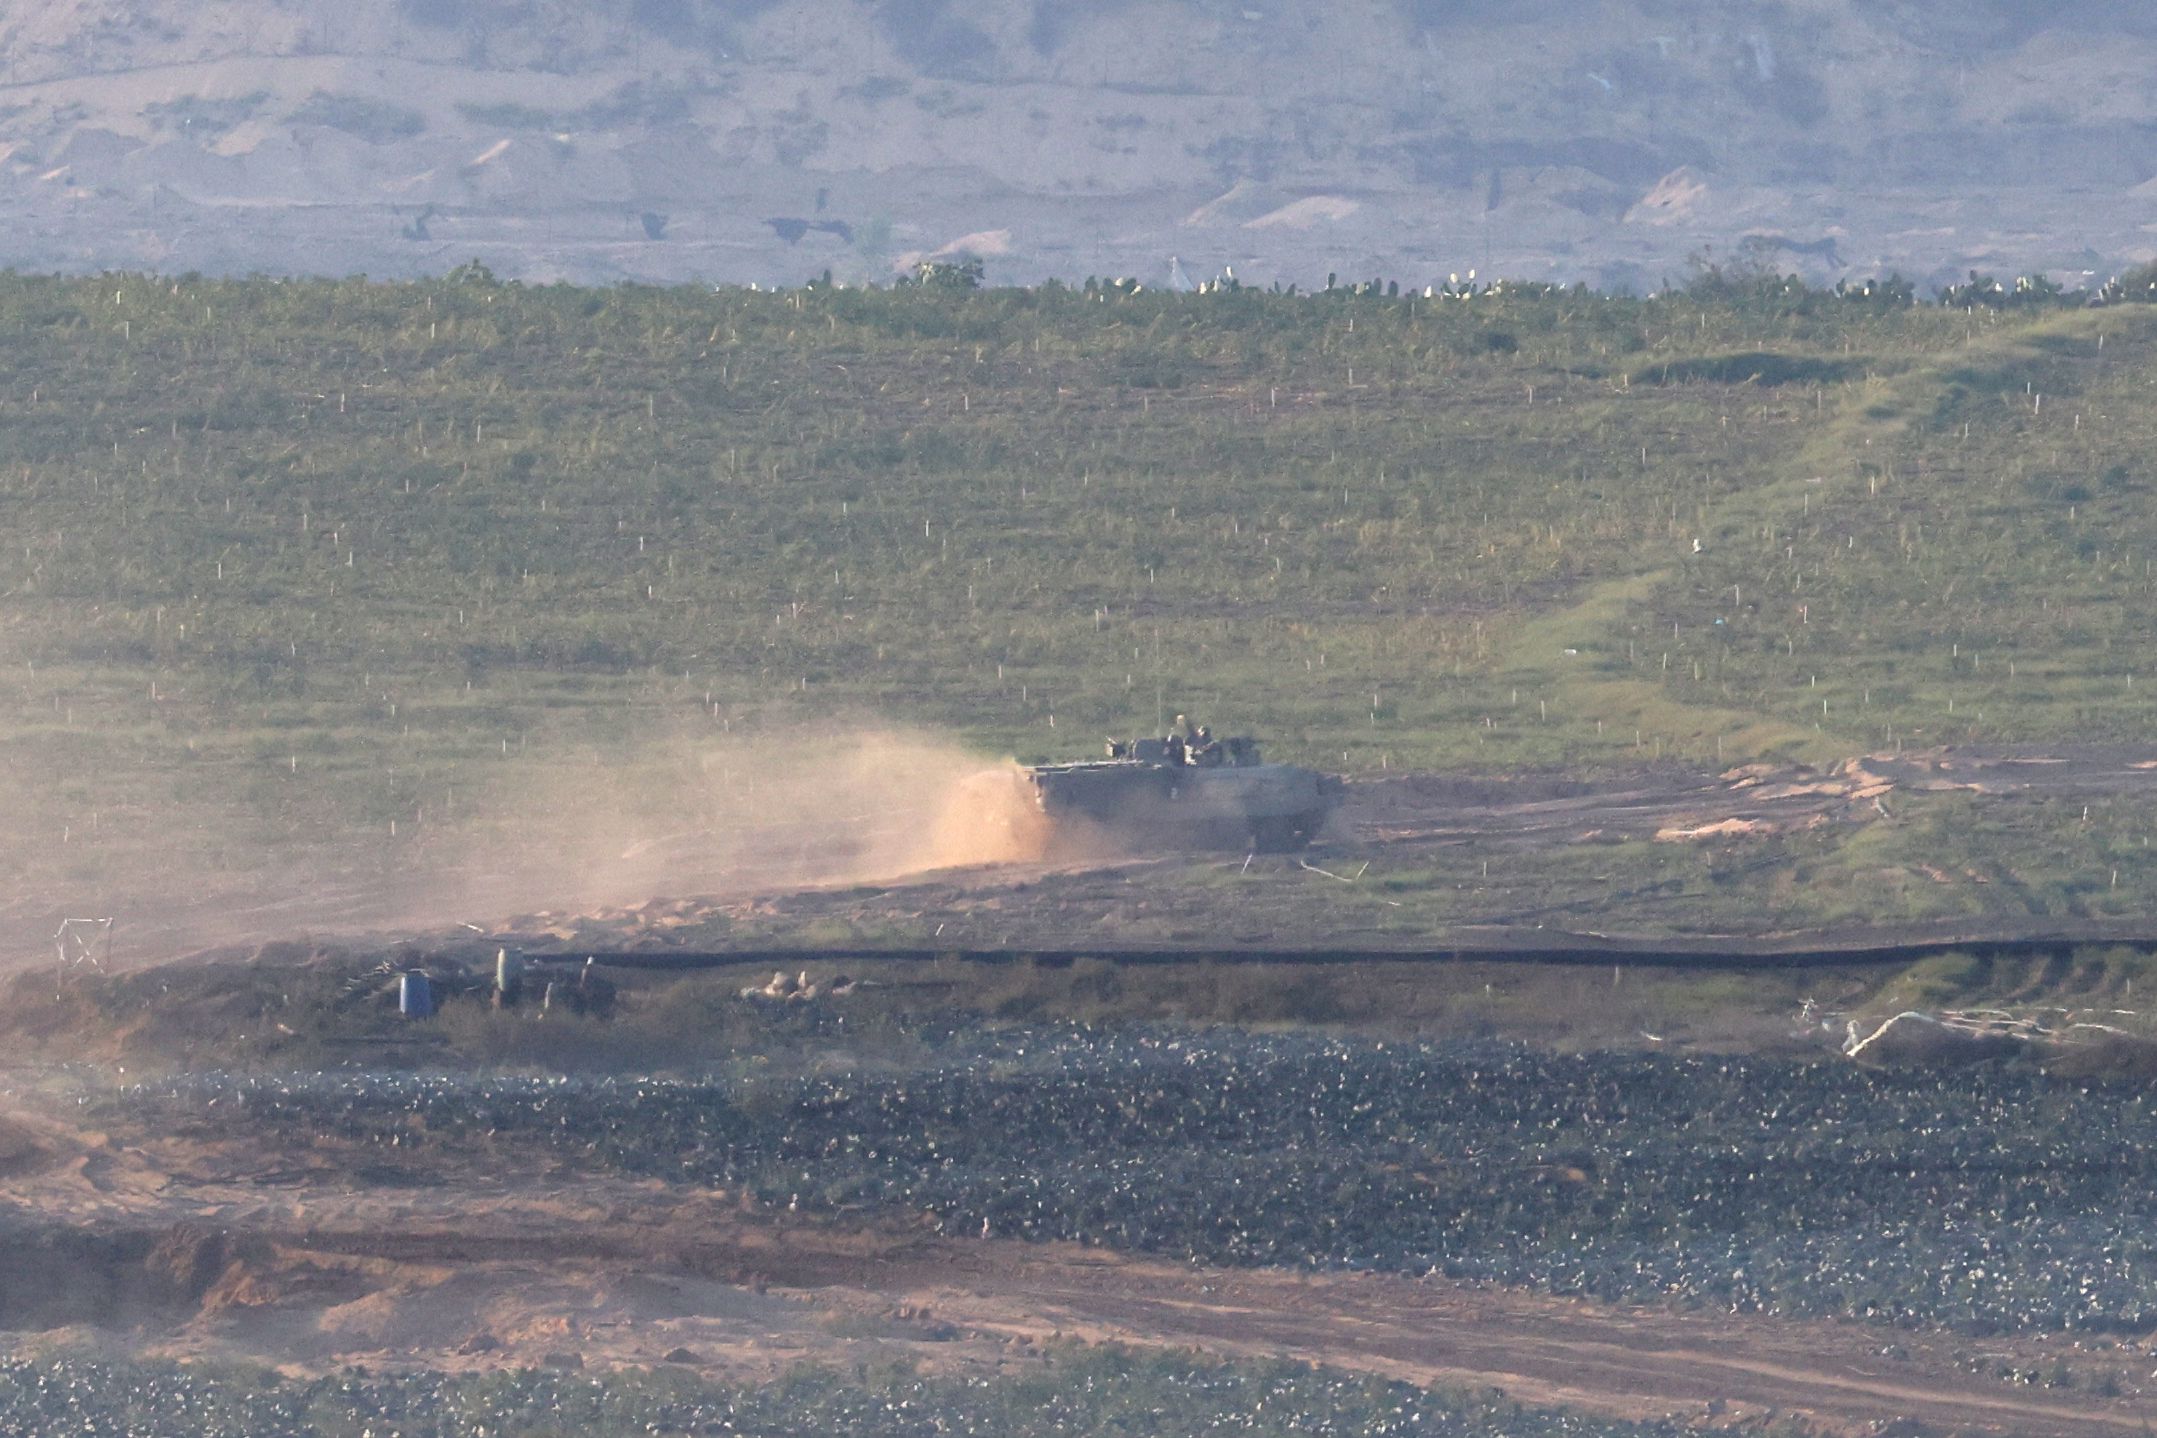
[418,728,1050,925]
[0,723,1054,969]
[921,763,1054,869]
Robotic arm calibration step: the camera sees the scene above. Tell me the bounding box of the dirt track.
[0,1100,2146,1436]
[30,744,2157,973]
[449,744,2157,970]
[1348,746,2157,852]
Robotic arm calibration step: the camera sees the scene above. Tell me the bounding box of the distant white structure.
[1167,256,1196,293]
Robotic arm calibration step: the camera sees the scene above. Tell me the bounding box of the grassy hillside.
[5,270,2157,952]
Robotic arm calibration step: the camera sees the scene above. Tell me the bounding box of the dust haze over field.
[1,724,1046,968]
[434,726,1054,919]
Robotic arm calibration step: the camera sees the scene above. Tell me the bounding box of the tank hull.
[1024,758,1342,852]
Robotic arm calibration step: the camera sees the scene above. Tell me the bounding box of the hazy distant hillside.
[0,0,2154,285]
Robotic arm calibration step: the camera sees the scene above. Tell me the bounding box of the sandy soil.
[0,1096,2147,1435]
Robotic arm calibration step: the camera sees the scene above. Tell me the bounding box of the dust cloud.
[923,764,1056,869]
[437,728,1054,921]
[1,726,1054,970]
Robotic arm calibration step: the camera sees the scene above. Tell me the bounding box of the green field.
[4,270,2157,951]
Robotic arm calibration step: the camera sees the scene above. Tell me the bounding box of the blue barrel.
[399,971,434,1018]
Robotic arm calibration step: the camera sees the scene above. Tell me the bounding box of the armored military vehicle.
[1021,730,1343,852]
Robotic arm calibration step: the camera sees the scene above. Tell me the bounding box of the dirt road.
[28,744,2157,973]
[0,1100,2144,1436]
[442,743,2157,968]
[1349,746,2157,851]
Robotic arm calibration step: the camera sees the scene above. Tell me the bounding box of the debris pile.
[739,971,859,1004]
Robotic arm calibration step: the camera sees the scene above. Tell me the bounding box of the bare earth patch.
[0,1099,2143,1437]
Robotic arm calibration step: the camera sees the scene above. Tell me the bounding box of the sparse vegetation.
[455,99,562,129]
[2,273,2157,943]
[17,937,2157,1070]
[878,0,999,82]
[456,79,703,134]
[288,91,427,141]
[144,92,269,136]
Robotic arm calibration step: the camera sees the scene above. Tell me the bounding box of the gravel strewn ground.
[0,1349,1744,1438]
[110,1023,2157,1335]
